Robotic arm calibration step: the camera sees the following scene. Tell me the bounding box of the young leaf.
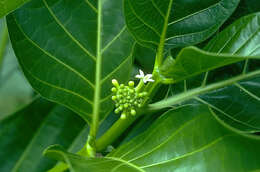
[124,0,239,51]
[7,0,135,125]
[45,105,260,171]
[161,46,260,83]
[0,0,31,18]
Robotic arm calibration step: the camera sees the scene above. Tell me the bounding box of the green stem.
[86,0,102,157]
[0,25,8,70]
[148,70,260,110]
[96,112,140,151]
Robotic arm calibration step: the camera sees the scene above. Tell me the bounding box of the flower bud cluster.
[111,79,147,119]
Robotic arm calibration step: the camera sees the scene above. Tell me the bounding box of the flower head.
[135,69,154,83]
[111,79,148,119]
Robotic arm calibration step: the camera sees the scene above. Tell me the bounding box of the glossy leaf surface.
[153,13,260,132]
[198,76,260,132]
[161,13,260,82]
[124,0,239,50]
[45,105,260,171]
[0,0,30,18]
[7,0,134,123]
[196,13,260,132]
[161,46,260,83]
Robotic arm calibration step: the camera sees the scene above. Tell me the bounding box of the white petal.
[147,78,154,82]
[146,74,152,77]
[139,69,144,77]
[135,74,143,78]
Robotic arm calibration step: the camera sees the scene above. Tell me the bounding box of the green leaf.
[150,13,260,133]
[161,13,260,83]
[45,145,142,172]
[0,20,33,116]
[197,76,260,133]
[124,0,239,51]
[7,0,135,125]
[193,13,260,132]
[0,97,87,172]
[161,46,260,83]
[0,0,31,18]
[45,105,260,171]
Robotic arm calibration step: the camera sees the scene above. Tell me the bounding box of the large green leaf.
[0,0,31,18]
[0,96,119,171]
[161,13,260,83]
[7,0,135,124]
[151,13,260,132]
[195,13,260,132]
[124,0,239,51]
[45,105,260,171]
[0,98,86,172]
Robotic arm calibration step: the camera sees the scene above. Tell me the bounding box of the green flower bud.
[111,87,117,92]
[112,79,119,87]
[130,109,136,116]
[117,95,121,99]
[121,113,126,119]
[120,84,124,88]
[115,108,120,114]
[112,96,117,101]
[128,81,135,87]
[124,103,129,108]
[143,92,148,96]
[119,105,123,111]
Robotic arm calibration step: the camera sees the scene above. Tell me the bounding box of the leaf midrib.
[91,0,102,137]
[167,1,222,27]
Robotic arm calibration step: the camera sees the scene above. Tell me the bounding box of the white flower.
[135,69,154,83]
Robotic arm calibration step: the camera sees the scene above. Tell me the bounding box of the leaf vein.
[127,0,161,37]
[43,0,96,61]
[13,15,95,88]
[140,135,231,169]
[128,114,204,162]
[84,0,98,13]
